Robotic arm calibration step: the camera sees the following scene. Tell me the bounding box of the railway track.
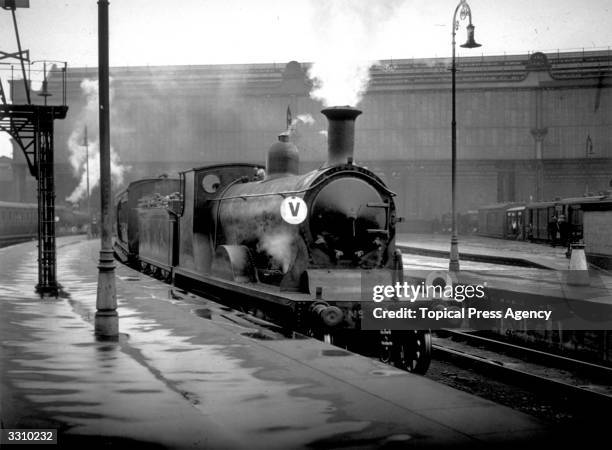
[432,329,612,408]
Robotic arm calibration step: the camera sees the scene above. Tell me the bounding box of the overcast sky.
[1,0,611,68]
[1,0,612,157]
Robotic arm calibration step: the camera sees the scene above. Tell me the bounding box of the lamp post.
[449,0,481,273]
[95,0,118,338]
[585,134,593,195]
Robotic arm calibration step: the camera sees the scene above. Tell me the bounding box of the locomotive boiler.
[214,108,395,286]
[115,106,431,374]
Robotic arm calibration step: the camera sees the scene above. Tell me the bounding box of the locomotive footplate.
[173,266,360,330]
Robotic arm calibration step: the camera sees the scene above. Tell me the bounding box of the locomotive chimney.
[321,106,362,167]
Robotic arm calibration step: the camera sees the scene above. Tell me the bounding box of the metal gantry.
[1,1,68,295]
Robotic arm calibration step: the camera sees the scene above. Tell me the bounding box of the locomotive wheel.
[394,330,432,374]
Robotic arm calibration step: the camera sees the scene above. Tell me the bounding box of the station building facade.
[8,50,612,230]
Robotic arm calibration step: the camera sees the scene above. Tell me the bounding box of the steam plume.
[307,0,404,107]
[258,232,296,273]
[0,131,11,158]
[66,78,129,204]
[288,113,315,135]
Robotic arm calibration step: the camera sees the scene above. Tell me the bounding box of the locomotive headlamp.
[460,24,481,49]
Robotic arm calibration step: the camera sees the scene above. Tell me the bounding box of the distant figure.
[558,215,570,247]
[517,222,524,241]
[548,216,559,246]
[558,214,572,257]
[90,217,99,238]
[527,223,534,241]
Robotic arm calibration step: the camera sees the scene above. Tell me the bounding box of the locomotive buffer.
[0,1,68,295]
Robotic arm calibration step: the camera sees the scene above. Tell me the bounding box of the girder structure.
[1,1,68,295]
[0,104,68,295]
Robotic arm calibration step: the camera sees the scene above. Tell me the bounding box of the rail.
[433,329,612,407]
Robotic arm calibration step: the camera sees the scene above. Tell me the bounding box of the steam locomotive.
[114,107,431,374]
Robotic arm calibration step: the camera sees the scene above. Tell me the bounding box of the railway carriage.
[0,201,37,246]
[0,202,90,246]
[477,195,608,243]
[525,200,559,241]
[477,202,521,239]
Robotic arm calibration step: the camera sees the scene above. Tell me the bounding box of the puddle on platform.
[321,349,352,357]
[192,307,212,319]
[118,276,140,282]
[240,330,276,340]
[369,368,405,377]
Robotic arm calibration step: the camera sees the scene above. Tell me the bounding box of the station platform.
[0,237,594,448]
[397,233,612,309]
[396,233,570,270]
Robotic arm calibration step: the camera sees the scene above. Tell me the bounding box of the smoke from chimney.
[306,0,404,107]
[66,78,129,204]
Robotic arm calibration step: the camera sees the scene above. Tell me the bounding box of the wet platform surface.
[0,237,588,448]
[397,233,612,304]
[396,233,570,270]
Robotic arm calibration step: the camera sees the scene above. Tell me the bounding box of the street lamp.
[585,134,593,195]
[95,0,118,338]
[449,0,481,273]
